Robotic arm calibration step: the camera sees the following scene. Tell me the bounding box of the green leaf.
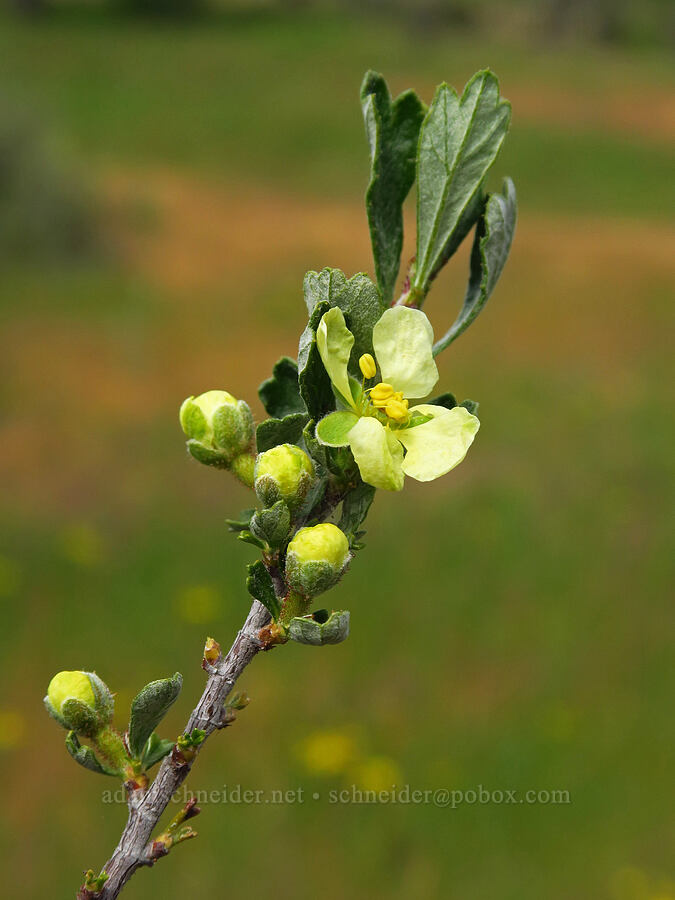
[246,560,280,620]
[460,398,480,416]
[414,71,511,295]
[128,673,183,759]
[141,732,175,770]
[303,268,385,366]
[250,500,291,548]
[428,392,457,410]
[225,508,256,532]
[186,440,228,468]
[256,412,309,453]
[258,357,307,418]
[302,418,328,476]
[433,178,517,354]
[65,731,118,776]
[287,610,350,646]
[339,482,375,538]
[361,71,426,303]
[237,530,267,550]
[298,299,335,420]
[316,410,359,447]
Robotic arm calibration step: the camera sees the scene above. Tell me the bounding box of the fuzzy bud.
[180,391,254,469]
[254,444,314,510]
[45,670,114,737]
[285,523,351,599]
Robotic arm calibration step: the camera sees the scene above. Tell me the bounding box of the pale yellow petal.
[372,307,438,399]
[347,417,404,492]
[398,405,479,481]
[316,307,356,408]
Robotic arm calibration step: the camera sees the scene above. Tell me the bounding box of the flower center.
[367,382,409,425]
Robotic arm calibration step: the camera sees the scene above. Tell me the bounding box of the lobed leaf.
[258,357,307,418]
[459,398,480,416]
[256,412,309,453]
[428,392,457,410]
[414,71,511,295]
[303,268,385,366]
[361,71,425,303]
[433,177,517,354]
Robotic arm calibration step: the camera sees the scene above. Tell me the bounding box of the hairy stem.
[89,599,270,900]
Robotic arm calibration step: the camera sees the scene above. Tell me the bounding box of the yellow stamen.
[359,353,377,380]
[385,397,409,424]
[369,382,395,407]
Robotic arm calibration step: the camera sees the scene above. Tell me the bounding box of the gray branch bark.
[91,599,270,900]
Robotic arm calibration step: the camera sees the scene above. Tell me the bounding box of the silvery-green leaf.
[246,560,280,621]
[302,418,328,476]
[186,440,228,468]
[258,357,307,418]
[428,392,457,410]
[256,412,309,453]
[141,732,175,770]
[128,673,182,759]
[460,398,480,416]
[225,508,256,532]
[287,610,350,646]
[339,482,375,539]
[65,731,119,776]
[361,71,425,303]
[250,501,291,548]
[298,299,335,420]
[433,178,517,354]
[237,530,267,550]
[303,268,385,367]
[414,71,511,294]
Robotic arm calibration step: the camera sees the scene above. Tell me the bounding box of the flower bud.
[180,391,254,468]
[254,444,314,510]
[45,670,114,737]
[285,523,351,599]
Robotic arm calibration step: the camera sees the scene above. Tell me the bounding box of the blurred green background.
[0,2,673,898]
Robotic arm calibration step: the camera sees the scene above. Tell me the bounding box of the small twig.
[89,599,270,900]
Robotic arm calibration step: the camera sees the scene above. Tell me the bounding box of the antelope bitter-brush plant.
[45,69,517,899]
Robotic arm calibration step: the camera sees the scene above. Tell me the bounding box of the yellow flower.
[315,306,479,491]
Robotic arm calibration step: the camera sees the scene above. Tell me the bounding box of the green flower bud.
[285,523,351,599]
[254,444,314,510]
[180,391,254,468]
[45,670,114,737]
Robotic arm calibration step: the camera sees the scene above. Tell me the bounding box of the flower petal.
[316,411,359,447]
[372,307,438,399]
[348,417,404,492]
[398,405,479,482]
[317,307,356,408]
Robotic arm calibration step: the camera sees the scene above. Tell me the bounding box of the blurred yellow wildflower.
[296,729,359,776]
[351,755,402,792]
[60,523,106,568]
[0,710,26,750]
[175,584,221,624]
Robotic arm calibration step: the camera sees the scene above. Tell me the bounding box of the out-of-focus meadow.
[0,3,673,898]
